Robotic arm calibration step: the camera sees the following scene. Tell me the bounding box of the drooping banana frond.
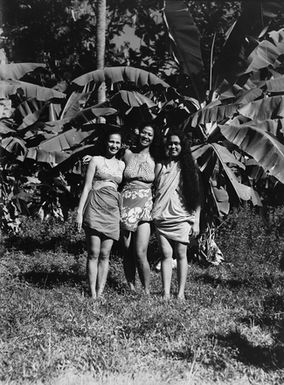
[0,63,46,80]
[0,80,66,101]
[220,123,284,184]
[72,66,170,91]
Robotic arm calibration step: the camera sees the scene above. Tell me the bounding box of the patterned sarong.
[120,183,153,232]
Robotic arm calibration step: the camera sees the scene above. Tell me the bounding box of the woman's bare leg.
[86,232,101,299]
[135,222,151,294]
[158,234,174,299]
[96,238,113,297]
[175,242,188,299]
[122,231,136,291]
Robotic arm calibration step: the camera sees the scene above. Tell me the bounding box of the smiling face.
[106,133,122,157]
[139,125,154,148]
[166,135,182,158]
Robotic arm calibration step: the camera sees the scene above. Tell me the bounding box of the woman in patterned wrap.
[152,128,201,300]
[76,129,125,299]
[121,123,156,294]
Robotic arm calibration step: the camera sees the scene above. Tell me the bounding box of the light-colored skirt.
[120,183,153,232]
[83,186,121,241]
[154,219,193,244]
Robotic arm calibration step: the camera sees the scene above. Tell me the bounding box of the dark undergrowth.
[0,207,284,384]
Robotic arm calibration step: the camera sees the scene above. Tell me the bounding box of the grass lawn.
[0,208,284,384]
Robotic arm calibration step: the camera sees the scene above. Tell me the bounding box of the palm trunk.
[96,0,106,104]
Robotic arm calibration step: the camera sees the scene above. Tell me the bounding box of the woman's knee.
[161,251,173,261]
[88,248,99,260]
[175,247,187,261]
[136,246,148,260]
[99,248,111,261]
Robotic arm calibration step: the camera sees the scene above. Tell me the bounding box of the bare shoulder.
[89,156,100,168]
[118,159,126,169]
[123,148,133,162]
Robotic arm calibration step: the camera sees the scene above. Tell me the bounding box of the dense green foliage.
[0,207,284,383]
[1,0,284,240]
[2,1,242,81]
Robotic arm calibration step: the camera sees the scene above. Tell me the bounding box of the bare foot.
[128,282,136,292]
[143,288,150,295]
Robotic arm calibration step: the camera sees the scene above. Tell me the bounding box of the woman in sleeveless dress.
[121,123,156,294]
[76,130,125,299]
[152,129,201,300]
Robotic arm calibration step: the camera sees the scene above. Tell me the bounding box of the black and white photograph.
[1,1,284,384]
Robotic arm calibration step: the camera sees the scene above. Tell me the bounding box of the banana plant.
[163,0,284,223]
[0,64,177,228]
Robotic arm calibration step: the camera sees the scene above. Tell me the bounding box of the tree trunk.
[96,0,106,104]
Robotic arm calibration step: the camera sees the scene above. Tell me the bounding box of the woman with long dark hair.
[76,129,125,299]
[152,128,201,299]
[120,122,156,294]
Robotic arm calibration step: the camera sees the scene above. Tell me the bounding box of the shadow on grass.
[240,294,284,330]
[194,272,274,290]
[212,293,284,371]
[215,330,284,370]
[18,271,85,289]
[4,235,85,255]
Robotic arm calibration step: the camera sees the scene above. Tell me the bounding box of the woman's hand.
[192,221,200,238]
[76,211,83,232]
[82,155,92,164]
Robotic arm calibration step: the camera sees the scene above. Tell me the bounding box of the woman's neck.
[105,154,116,160]
[166,157,178,165]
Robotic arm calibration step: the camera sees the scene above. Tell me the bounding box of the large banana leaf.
[244,29,284,74]
[69,107,117,127]
[0,63,46,80]
[210,181,230,217]
[72,66,170,90]
[264,75,284,93]
[25,147,69,165]
[0,120,15,135]
[110,90,156,112]
[238,95,284,121]
[211,143,262,205]
[220,123,284,183]
[36,107,117,154]
[60,91,88,120]
[213,0,284,86]
[15,98,44,120]
[235,88,264,105]
[1,137,26,156]
[163,0,203,76]
[0,80,66,101]
[37,127,97,153]
[189,102,239,128]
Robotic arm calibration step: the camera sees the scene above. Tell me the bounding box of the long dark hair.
[165,129,200,211]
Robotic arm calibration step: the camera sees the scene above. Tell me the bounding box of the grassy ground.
[0,207,284,385]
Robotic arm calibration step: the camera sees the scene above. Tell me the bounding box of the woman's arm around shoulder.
[122,148,133,163]
[119,159,126,171]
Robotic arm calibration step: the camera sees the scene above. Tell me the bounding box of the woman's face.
[106,133,122,156]
[167,135,182,158]
[139,125,154,148]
